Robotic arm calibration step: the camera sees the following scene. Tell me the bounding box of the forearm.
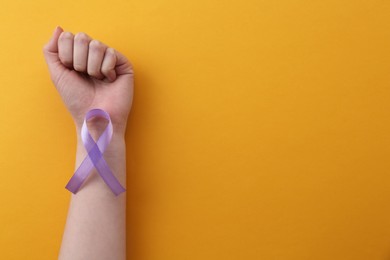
[58,130,126,260]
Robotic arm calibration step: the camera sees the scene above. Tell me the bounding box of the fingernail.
[54,26,62,33]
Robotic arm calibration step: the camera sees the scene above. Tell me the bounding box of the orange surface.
[0,0,390,259]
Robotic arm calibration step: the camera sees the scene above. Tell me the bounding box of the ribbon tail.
[88,143,126,196]
[65,155,94,194]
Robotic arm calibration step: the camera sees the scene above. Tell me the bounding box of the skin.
[43,26,134,260]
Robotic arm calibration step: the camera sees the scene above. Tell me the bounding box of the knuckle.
[74,32,90,44]
[89,40,105,51]
[107,47,116,55]
[59,32,74,41]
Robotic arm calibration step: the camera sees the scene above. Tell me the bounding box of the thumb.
[43,26,65,82]
[114,49,134,76]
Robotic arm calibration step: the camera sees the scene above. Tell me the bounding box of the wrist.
[75,128,126,159]
[75,116,127,140]
[75,120,126,192]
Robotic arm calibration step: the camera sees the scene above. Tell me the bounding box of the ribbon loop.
[65,109,126,196]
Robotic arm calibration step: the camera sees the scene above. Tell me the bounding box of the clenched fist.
[43,26,134,135]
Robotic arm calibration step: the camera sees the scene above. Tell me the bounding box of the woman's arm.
[43,26,133,260]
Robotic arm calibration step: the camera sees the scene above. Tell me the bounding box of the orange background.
[0,0,390,259]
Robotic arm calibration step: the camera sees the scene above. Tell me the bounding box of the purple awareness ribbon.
[65,109,126,196]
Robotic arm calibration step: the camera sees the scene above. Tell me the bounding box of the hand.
[43,26,134,135]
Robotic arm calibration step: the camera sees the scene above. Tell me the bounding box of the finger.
[113,49,134,76]
[43,26,63,55]
[73,32,91,73]
[43,26,68,83]
[87,40,107,79]
[101,48,117,82]
[43,26,64,68]
[58,32,75,68]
